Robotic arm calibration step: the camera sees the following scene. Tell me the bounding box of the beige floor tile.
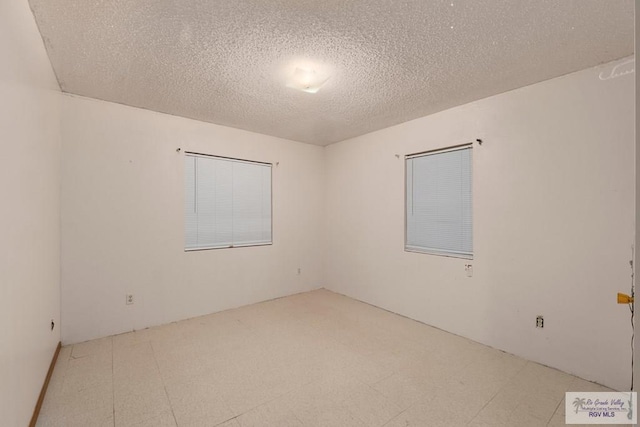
[217,377,289,415]
[164,379,234,426]
[71,336,113,359]
[36,409,114,427]
[113,339,155,363]
[470,410,547,427]
[570,376,616,392]
[62,351,112,394]
[546,412,565,426]
[236,397,303,426]
[397,351,462,385]
[113,331,139,350]
[342,383,403,426]
[123,411,177,427]
[57,345,73,364]
[517,362,576,395]
[38,384,113,426]
[469,404,513,426]
[470,388,558,426]
[434,386,497,424]
[120,323,182,354]
[114,380,172,426]
[282,374,364,426]
[383,399,444,427]
[298,405,366,427]
[514,391,562,423]
[372,371,440,411]
[180,418,238,427]
[38,290,619,427]
[152,341,215,384]
[45,347,72,399]
[458,351,528,386]
[213,347,321,415]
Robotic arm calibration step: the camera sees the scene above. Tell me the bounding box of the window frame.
[184,151,273,252]
[404,143,473,259]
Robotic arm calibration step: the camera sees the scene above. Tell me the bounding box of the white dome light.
[286,67,330,94]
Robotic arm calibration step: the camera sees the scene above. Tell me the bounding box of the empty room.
[1,0,637,426]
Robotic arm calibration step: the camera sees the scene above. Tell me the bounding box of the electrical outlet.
[536,315,544,328]
[126,294,134,305]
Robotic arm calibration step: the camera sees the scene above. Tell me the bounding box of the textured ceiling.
[29,0,634,145]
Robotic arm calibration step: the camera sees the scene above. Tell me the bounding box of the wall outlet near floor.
[464,264,473,277]
[126,294,134,305]
[536,315,544,328]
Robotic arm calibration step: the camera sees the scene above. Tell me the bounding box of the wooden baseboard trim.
[29,341,61,427]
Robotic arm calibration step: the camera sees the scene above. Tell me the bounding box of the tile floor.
[37,289,620,427]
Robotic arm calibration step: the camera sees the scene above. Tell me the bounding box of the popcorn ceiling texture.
[29,0,633,145]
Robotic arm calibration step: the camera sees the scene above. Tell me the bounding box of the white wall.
[325,57,635,391]
[0,1,62,426]
[634,1,639,396]
[60,95,325,344]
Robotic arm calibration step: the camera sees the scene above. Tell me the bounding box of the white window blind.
[406,146,473,258]
[185,153,272,250]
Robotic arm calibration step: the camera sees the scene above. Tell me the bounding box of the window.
[405,145,472,259]
[184,152,272,250]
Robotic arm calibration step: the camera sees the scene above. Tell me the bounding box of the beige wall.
[325,57,635,391]
[0,1,62,425]
[60,94,325,344]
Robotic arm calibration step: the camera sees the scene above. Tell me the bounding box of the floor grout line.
[149,340,180,427]
[111,338,115,427]
[464,360,532,425]
[546,394,565,426]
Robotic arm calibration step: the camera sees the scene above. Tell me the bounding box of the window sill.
[185,242,273,252]
[405,246,473,260]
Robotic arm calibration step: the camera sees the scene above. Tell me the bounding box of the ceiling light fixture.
[286,67,329,94]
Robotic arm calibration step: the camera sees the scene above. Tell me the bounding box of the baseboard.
[29,341,61,427]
